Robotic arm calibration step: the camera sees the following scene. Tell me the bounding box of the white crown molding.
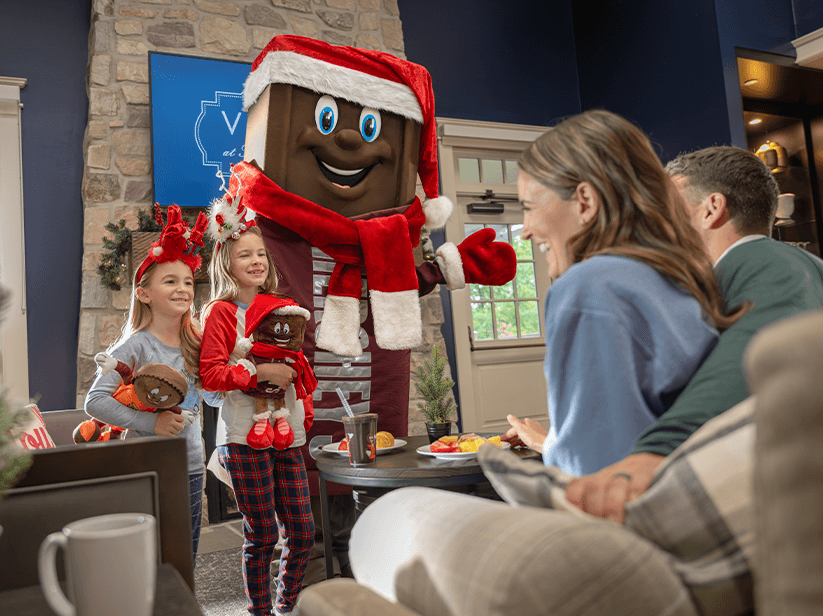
[0,77,27,102]
[792,27,823,70]
[436,116,548,149]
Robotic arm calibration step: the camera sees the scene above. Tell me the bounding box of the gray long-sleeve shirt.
[84,329,221,475]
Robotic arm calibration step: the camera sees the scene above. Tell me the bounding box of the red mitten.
[247,418,274,449]
[272,416,295,450]
[436,228,517,290]
[302,396,314,432]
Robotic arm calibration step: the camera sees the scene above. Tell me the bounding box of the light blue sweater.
[541,256,719,475]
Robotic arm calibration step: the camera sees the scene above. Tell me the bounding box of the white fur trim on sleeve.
[369,289,422,350]
[435,242,466,290]
[243,52,423,123]
[422,196,453,229]
[316,295,364,358]
[237,358,257,376]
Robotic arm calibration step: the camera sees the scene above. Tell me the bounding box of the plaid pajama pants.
[217,444,315,616]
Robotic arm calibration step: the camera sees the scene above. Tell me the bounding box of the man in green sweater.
[566,145,823,522]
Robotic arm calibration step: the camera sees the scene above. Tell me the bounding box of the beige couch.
[299,308,823,616]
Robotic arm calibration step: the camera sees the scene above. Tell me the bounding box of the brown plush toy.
[74,353,191,443]
[241,294,316,450]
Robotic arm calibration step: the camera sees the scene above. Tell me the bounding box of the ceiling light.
[749,118,762,125]
[744,79,758,86]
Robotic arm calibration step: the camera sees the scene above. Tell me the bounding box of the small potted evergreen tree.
[415,346,457,443]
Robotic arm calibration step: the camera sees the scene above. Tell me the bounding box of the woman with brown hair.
[504,109,746,475]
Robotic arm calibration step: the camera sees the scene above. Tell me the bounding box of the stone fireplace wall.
[77,0,451,437]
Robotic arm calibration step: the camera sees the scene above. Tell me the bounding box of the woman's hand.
[565,453,664,524]
[503,414,547,452]
[154,410,186,436]
[256,362,297,390]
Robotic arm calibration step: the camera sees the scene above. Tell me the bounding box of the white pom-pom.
[236,337,252,355]
[151,246,163,257]
[422,196,453,229]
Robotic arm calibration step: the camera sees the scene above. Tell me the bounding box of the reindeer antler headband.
[207,164,256,250]
[135,204,208,282]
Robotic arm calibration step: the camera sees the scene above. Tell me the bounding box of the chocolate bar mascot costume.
[221,35,515,538]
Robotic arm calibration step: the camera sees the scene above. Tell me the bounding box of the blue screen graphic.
[150,52,251,208]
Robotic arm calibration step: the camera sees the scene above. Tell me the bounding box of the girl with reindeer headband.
[200,170,314,616]
[84,204,220,565]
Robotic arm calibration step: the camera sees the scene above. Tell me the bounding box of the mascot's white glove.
[94,352,118,375]
[180,410,196,428]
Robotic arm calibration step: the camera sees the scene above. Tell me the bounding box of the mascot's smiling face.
[245,83,421,218]
[132,363,188,409]
[254,313,306,352]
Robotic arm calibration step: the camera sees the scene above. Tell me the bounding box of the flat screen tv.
[149,51,252,208]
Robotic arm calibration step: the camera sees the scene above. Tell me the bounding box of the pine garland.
[96,206,213,291]
[414,346,456,423]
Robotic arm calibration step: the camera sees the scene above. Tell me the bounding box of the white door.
[437,119,552,434]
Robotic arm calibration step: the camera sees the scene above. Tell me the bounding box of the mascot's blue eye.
[283,323,290,335]
[359,107,381,142]
[274,322,281,334]
[315,95,338,135]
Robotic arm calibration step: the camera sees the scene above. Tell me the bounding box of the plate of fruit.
[416,434,509,460]
[321,431,407,456]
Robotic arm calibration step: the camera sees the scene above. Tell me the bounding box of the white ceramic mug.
[777,193,795,219]
[38,513,157,616]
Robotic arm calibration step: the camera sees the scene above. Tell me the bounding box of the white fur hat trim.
[243,51,423,123]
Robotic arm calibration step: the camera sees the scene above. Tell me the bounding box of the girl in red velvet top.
[199,195,313,616]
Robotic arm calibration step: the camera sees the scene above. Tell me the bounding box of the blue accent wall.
[573,0,733,163]
[793,0,823,37]
[399,0,581,126]
[0,0,89,409]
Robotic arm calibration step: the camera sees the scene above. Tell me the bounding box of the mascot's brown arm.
[417,262,446,296]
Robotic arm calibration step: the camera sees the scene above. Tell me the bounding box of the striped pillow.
[478,397,755,616]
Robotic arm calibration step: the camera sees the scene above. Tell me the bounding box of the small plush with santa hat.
[239,294,317,449]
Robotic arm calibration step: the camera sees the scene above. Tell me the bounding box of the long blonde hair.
[112,262,203,382]
[519,109,747,331]
[203,226,279,320]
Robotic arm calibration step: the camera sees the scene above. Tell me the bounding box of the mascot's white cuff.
[370,289,422,350]
[435,242,466,290]
[316,295,363,358]
[237,358,257,377]
[236,337,253,355]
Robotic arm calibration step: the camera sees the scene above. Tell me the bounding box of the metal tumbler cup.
[342,413,378,466]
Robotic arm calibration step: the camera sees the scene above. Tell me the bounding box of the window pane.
[505,160,519,184]
[469,284,491,301]
[493,280,514,300]
[459,158,480,183]
[519,300,541,338]
[488,223,509,244]
[481,159,504,184]
[515,262,537,298]
[495,302,517,339]
[472,302,494,340]
[511,224,533,259]
[464,222,483,238]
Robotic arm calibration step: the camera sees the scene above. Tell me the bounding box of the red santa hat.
[136,204,207,282]
[243,35,452,229]
[244,294,311,338]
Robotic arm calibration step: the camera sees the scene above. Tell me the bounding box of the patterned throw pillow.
[478,397,755,616]
[17,404,56,450]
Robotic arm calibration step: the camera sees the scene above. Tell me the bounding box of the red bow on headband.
[135,204,208,282]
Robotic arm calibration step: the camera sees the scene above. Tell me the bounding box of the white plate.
[416,441,510,460]
[321,439,408,456]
